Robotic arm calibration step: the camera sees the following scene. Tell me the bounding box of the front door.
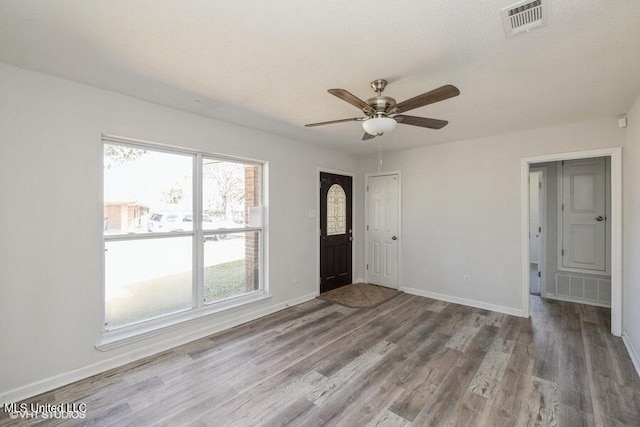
[366,174,399,289]
[320,172,352,293]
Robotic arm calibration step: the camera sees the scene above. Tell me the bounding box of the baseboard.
[0,291,318,405]
[622,331,640,378]
[354,277,365,284]
[400,287,523,317]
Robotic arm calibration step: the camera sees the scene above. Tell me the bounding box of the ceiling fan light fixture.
[362,117,397,136]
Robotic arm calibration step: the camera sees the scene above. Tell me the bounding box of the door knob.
[392,236,397,240]
[596,216,604,222]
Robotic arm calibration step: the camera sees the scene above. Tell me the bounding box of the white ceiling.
[1,0,639,155]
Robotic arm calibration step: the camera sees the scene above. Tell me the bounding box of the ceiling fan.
[305,79,460,140]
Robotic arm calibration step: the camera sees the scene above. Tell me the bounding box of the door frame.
[529,167,547,296]
[521,148,622,336]
[364,171,402,289]
[316,168,355,292]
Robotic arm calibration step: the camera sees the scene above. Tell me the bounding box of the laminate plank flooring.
[2,295,639,426]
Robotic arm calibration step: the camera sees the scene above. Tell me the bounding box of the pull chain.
[378,137,383,174]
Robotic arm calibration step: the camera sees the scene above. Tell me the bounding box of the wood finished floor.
[2,294,639,426]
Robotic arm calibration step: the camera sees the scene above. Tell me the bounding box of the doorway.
[521,148,622,336]
[319,172,353,293]
[365,173,400,289]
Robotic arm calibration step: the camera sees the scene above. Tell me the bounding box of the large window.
[103,139,264,331]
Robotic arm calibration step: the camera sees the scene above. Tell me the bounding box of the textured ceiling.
[1,0,639,154]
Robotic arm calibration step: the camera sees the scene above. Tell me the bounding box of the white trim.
[261,162,270,296]
[521,157,530,314]
[521,148,619,164]
[103,133,266,165]
[316,168,356,291]
[98,292,272,349]
[99,137,106,338]
[622,331,640,378]
[610,149,622,336]
[193,154,202,313]
[364,171,402,289]
[0,291,318,406]
[400,287,523,317]
[521,147,622,336]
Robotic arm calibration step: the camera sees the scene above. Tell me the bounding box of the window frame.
[99,135,268,349]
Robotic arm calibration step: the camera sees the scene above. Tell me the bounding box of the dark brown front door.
[320,172,352,293]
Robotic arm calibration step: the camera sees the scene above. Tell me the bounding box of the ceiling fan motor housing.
[366,96,396,116]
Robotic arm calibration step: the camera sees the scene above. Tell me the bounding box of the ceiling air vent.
[501,0,547,38]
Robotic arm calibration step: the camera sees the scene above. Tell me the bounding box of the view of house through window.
[327,184,347,236]
[103,141,263,330]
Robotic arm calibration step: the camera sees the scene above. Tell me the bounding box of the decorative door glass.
[327,184,347,235]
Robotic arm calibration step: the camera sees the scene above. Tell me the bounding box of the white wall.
[356,118,625,313]
[0,64,355,402]
[623,94,640,370]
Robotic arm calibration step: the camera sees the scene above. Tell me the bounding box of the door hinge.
[561,204,564,211]
[366,225,369,231]
[538,271,541,278]
[366,185,369,192]
[366,264,369,270]
[561,249,565,256]
[538,226,542,233]
[539,182,542,189]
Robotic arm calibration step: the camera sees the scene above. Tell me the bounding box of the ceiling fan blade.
[328,89,375,114]
[394,115,449,129]
[305,117,366,127]
[390,85,460,114]
[362,132,376,141]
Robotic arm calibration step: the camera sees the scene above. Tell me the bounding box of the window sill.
[96,291,272,351]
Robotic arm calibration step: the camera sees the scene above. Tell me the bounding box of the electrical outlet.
[463,274,470,284]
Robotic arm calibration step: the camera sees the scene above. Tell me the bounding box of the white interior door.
[529,171,541,264]
[561,158,606,271]
[366,174,399,289]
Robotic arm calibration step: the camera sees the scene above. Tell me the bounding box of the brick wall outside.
[244,166,260,291]
[104,202,148,233]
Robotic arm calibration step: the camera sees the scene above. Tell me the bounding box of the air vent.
[501,0,547,38]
